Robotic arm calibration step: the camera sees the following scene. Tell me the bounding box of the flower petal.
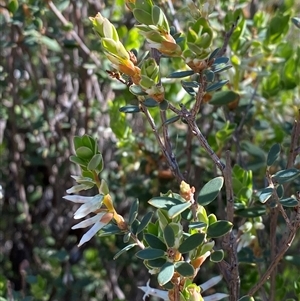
[77,220,107,247]
[63,195,95,204]
[72,213,106,229]
[74,195,104,219]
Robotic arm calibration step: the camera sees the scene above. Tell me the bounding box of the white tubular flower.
[139,276,228,301]
[138,280,168,301]
[72,212,113,247]
[64,194,113,246]
[64,194,104,219]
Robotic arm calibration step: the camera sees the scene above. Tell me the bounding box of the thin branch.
[47,0,101,67]
[170,104,225,172]
[248,208,300,297]
[216,17,239,58]
[286,109,300,168]
[222,151,240,301]
[140,103,184,182]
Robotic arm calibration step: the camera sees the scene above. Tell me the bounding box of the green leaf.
[163,224,175,248]
[292,17,300,29]
[152,5,163,26]
[235,207,266,217]
[129,85,148,96]
[197,176,224,206]
[174,261,194,277]
[208,48,220,60]
[276,185,284,199]
[178,233,205,254]
[76,146,94,160]
[258,187,274,203]
[267,143,281,166]
[144,98,158,107]
[70,155,87,167]
[210,90,240,105]
[167,70,194,78]
[158,262,174,286]
[163,116,180,126]
[210,249,224,262]
[168,202,191,218]
[133,8,153,25]
[99,224,123,236]
[144,234,167,251]
[159,99,169,111]
[272,168,300,184]
[188,222,207,229]
[113,243,137,260]
[87,154,103,171]
[207,220,233,238]
[39,36,62,52]
[240,141,265,159]
[280,197,298,207]
[148,197,183,209]
[205,80,228,92]
[119,105,140,113]
[147,258,166,268]
[123,231,131,243]
[128,199,139,225]
[137,212,153,234]
[136,248,165,260]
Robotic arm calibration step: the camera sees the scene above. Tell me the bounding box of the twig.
[140,103,184,182]
[191,73,205,118]
[286,109,300,168]
[216,17,239,58]
[222,151,240,301]
[169,103,225,172]
[248,207,300,297]
[47,0,101,67]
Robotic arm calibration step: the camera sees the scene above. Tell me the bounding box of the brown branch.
[248,208,300,297]
[286,109,300,168]
[140,103,184,182]
[170,104,225,172]
[221,151,240,301]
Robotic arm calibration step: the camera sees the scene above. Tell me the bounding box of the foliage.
[1,0,300,301]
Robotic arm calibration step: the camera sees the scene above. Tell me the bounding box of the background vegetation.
[0,0,300,300]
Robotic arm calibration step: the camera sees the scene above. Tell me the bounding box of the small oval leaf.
[205,80,228,92]
[113,243,137,260]
[198,176,224,206]
[128,199,139,225]
[235,207,266,217]
[178,233,205,254]
[267,143,281,166]
[76,146,93,159]
[167,70,194,78]
[136,248,165,260]
[168,202,191,218]
[207,220,233,238]
[144,233,167,251]
[174,261,194,277]
[119,105,140,113]
[258,187,274,203]
[272,168,300,184]
[87,154,103,171]
[137,212,153,234]
[158,262,174,286]
[210,90,240,105]
[280,197,298,207]
[164,224,175,248]
[210,249,224,262]
[148,197,182,209]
